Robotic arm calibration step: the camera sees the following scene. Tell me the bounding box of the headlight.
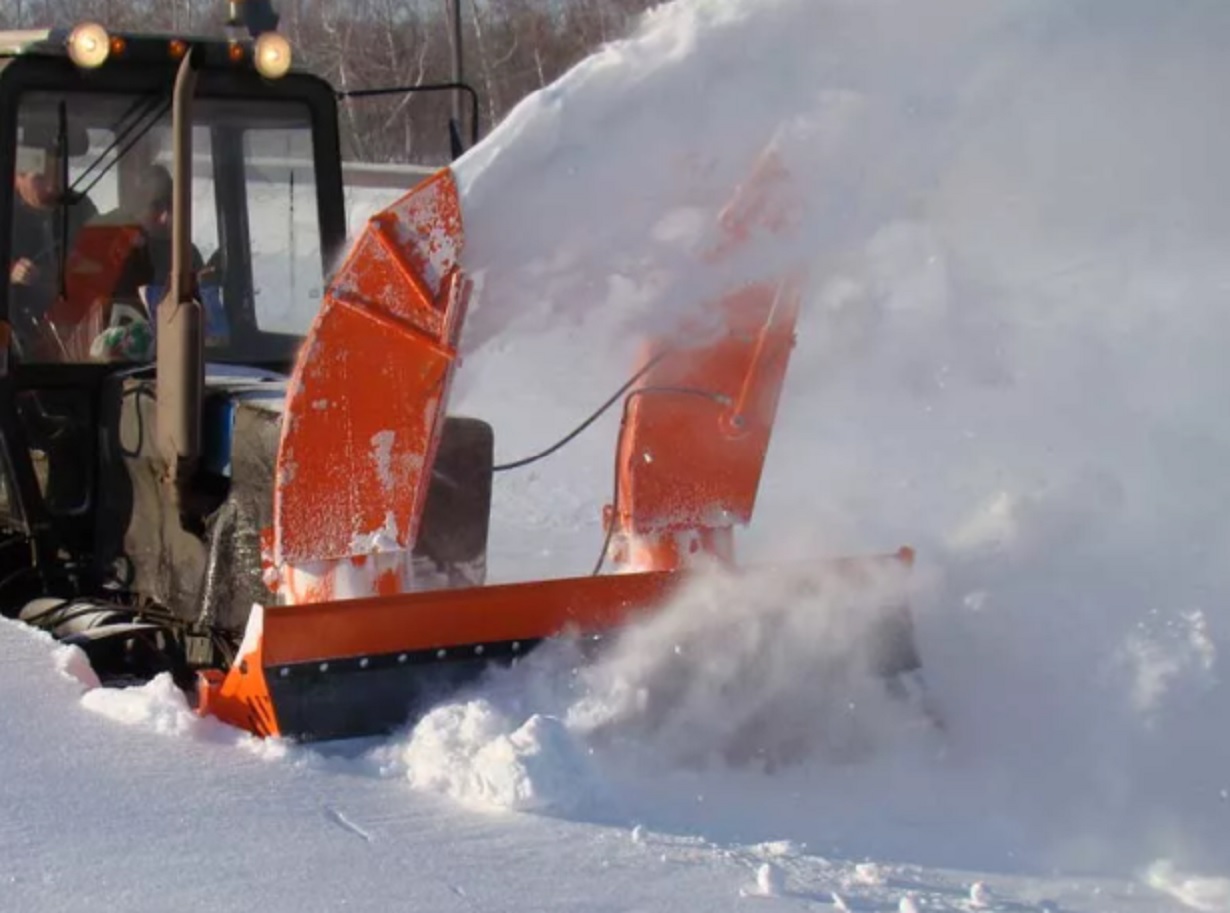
[66,21,110,69]
[253,32,292,79]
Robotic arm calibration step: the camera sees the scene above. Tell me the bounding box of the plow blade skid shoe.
[197,571,681,741]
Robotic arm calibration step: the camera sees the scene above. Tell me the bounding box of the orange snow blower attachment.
[196,149,919,742]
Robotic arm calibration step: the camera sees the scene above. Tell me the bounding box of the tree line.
[0,0,660,164]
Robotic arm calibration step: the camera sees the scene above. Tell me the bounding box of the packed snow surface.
[4,0,1230,911]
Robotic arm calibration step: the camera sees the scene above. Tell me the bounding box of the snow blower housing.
[0,21,922,742]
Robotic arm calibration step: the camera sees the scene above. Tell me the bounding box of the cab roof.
[0,27,302,73]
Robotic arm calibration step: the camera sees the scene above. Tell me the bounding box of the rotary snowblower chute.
[0,16,923,743]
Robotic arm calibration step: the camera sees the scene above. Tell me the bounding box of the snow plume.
[375,558,928,815]
[566,556,927,771]
[1146,861,1230,913]
[449,0,1015,361]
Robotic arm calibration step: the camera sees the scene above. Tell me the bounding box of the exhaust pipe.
[156,48,204,502]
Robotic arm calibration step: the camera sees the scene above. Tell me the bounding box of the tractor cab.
[0,27,335,617]
[0,25,345,369]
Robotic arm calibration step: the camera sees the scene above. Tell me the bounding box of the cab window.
[5,89,326,365]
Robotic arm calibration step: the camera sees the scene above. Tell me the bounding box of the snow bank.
[81,672,219,738]
[51,642,101,691]
[73,669,305,764]
[76,673,284,760]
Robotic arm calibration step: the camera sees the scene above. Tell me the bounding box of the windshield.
[7,89,326,364]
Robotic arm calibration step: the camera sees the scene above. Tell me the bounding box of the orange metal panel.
[273,169,467,577]
[260,569,682,666]
[612,276,801,537]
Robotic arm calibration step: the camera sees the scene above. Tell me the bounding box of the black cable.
[591,384,730,576]
[0,535,31,554]
[119,385,157,459]
[481,352,732,576]
[492,351,671,473]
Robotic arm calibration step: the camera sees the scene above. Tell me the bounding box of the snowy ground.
[4,0,1230,910]
[0,618,1209,912]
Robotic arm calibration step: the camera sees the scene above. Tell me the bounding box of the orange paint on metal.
[611,277,801,538]
[372,566,401,597]
[259,570,683,666]
[193,571,681,739]
[370,216,440,333]
[274,168,467,574]
[284,573,328,605]
[195,631,282,738]
[607,525,735,573]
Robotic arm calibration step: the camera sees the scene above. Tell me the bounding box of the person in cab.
[8,123,98,359]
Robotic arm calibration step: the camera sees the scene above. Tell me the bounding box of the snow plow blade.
[198,572,676,740]
[197,548,917,742]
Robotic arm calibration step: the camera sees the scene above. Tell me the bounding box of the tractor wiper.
[55,102,70,300]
